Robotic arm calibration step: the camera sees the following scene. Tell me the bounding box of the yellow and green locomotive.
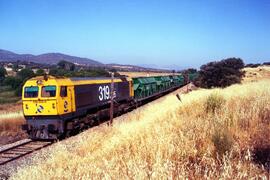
[22,73,196,140]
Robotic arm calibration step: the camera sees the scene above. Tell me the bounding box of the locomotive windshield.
[24,86,39,98]
[41,86,56,97]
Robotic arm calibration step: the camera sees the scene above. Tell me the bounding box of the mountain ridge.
[0,49,174,72]
[0,49,102,66]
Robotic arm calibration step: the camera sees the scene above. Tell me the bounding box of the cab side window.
[60,86,67,97]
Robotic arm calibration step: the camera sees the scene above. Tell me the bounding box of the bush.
[3,68,35,97]
[180,68,198,74]
[205,93,225,113]
[245,63,261,68]
[35,69,45,76]
[197,58,244,88]
[250,125,270,170]
[58,60,75,71]
[17,68,35,81]
[49,68,68,76]
[212,128,234,156]
[4,76,22,89]
[15,84,23,96]
[0,66,7,83]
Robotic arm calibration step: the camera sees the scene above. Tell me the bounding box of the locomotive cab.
[22,76,74,139]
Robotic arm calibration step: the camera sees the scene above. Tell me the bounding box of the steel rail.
[0,140,52,166]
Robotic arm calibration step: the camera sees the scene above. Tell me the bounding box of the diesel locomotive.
[22,73,197,140]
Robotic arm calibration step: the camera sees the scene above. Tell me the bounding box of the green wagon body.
[132,73,194,100]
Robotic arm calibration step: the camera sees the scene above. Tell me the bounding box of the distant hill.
[106,63,171,72]
[138,63,185,71]
[0,49,174,72]
[0,49,102,66]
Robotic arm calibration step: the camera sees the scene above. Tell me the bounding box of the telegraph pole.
[109,72,114,125]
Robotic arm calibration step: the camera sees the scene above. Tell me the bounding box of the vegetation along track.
[0,83,193,167]
[0,140,53,166]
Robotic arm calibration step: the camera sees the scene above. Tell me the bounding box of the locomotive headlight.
[25,104,29,110]
[52,103,55,109]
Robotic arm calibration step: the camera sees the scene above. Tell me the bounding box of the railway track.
[0,84,194,167]
[0,140,53,166]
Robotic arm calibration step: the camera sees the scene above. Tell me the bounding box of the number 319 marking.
[98,86,110,101]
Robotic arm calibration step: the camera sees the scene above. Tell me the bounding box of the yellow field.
[0,103,24,134]
[118,71,179,77]
[11,79,270,179]
[242,65,270,83]
[0,109,25,145]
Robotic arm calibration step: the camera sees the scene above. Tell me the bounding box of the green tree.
[3,68,34,97]
[17,68,35,81]
[58,60,75,71]
[0,66,7,83]
[49,68,68,77]
[197,58,244,88]
[12,63,19,72]
[48,68,58,76]
[36,69,45,76]
[4,76,22,89]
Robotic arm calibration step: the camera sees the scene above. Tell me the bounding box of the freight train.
[22,73,197,140]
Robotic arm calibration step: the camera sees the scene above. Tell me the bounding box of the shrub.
[15,85,23,96]
[35,69,45,76]
[4,76,22,89]
[245,63,261,68]
[205,93,225,113]
[197,58,244,88]
[16,68,35,81]
[3,68,35,97]
[212,128,234,156]
[0,66,7,83]
[250,125,270,170]
[57,60,75,71]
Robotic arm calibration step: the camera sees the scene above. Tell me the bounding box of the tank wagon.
[22,73,197,140]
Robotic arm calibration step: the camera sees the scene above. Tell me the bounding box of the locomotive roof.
[24,75,131,87]
[28,75,129,81]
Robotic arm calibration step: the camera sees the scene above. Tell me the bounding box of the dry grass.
[0,103,24,132]
[0,112,24,133]
[0,113,26,145]
[242,65,270,83]
[11,80,270,179]
[0,86,21,104]
[0,102,22,111]
[119,71,178,77]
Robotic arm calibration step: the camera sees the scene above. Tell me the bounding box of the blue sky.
[0,0,269,69]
